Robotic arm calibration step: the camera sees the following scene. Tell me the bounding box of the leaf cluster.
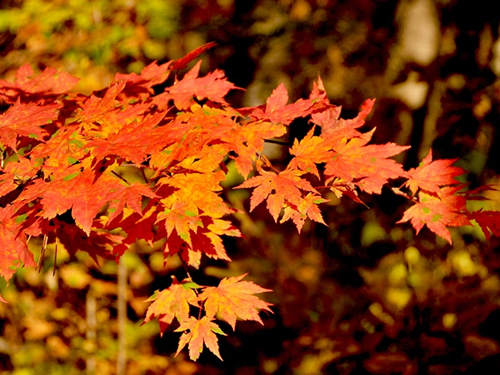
[1,43,500,360]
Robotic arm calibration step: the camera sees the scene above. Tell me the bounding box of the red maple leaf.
[312,98,375,147]
[109,210,157,257]
[470,210,500,240]
[244,83,324,125]
[27,124,87,180]
[222,120,287,178]
[0,205,35,300]
[280,193,328,233]
[0,99,60,150]
[324,129,409,194]
[167,61,238,110]
[0,64,79,102]
[85,110,169,164]
[237,167,320,224]
[74,80,127,125]
[397,186,471,243]
[158,216,237,268]
[403,149,464,195]
[0,156,42,198]
[106,182,158,223]
[17,169,123,235]
[199,273,273,330]
[114,61,172,99]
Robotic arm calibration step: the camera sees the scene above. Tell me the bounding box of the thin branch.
[53,236,58,276]
[117,256,127,375]
[177,251,203,319]
[140,167,149,184]
[37,234,48,272]
[86,287,97,375]
[111,170,132,185]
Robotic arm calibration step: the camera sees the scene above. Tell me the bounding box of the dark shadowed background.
[1,0,500,373]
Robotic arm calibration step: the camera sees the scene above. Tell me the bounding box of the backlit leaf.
[199,273,273,330]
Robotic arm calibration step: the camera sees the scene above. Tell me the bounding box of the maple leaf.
[109,209,157,256]
[74,80,127,126]
[55,222,123,262]
[147,104,237,172]
[177,143,231,174]
[154,170,240,267]
[309,75,329,103]
[156,198,202,249]
[143,276,199,333]
[158,170,231,218]
[167,61,237,110]
[17,169,123,235]
[312,98,375,147]
[397,186,471,243]
[403,149,464,195]
[86,110,169,164]
[280,193,328,233]
[175,316,226,361]
[0,156,42,198]
[0,205,35,291]
[244,83,324,125]
[237,167,319,223]
[106,182,158,223]
[158,214,236,268]
[289,127,332,178]
[199,273,273,331]
[0,99,61,150]
[324,129,409,194]
[222,120,287,179]
[0,64,79,102]
[114,61,172,99]
[470,210,500,240]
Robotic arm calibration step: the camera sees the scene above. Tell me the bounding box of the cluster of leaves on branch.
[1,43,500,361]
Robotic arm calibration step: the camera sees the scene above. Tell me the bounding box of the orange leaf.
[325,129,409,194]
[313,98,375,147]
[106,182,158,223]
[143,276,199,333]
[222,120,287,179]
[289,127,332,178]
[397,186,471,243]
[245,83,324,125]
[404,149,464,195]
[175,316,226,361]
[0,64,79,102]
[0,99,60,150]
[280,193,328,233]
[114,60,172,99]
[237,168,318,223]
[17,168,123,235]
[168,61,237,110]
[0,205,35,284]
[86,110,168,164]
[199,273,272,330]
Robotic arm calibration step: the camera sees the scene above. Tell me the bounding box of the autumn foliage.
[1,43,500,361]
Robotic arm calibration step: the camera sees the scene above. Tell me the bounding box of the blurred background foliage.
[1,0,500,373]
